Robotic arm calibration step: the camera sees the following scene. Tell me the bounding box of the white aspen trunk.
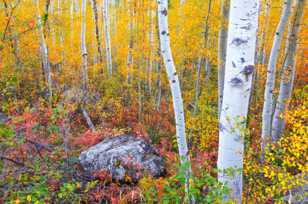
[157,0,192,199]
[271,0,305,141]
[91,0,103,63]
[261,0,292,150]
[218,0,230,117]
[217,0,259,202]
[36,0,53,100]
[147,8,155,96]
[258,0,271,65]
[75,0,79,12]
[58,0,64,67]
[80,0,95,131]
[81,0,88,91]
[102,0,113,76]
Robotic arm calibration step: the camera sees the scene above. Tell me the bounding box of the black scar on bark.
[161,31,167,35]
[241,65,255,81]
[161,8,167,16]
[231,38,248,46]
[232,61,237,68]
[230,77,243,86]
[172,80,176,83]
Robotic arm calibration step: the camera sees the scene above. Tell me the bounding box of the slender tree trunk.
[193,58,202,115]
[157,0,192,200]
[103,0,113,76]
[218,0,230,117]
[156,61,162,111]
[3,0,22,70]
[91,0,103,63]
[261,0,292,150]
[147,7,155,96]
[272,0,305,141]
[81,0,88,91]
[194,0,212,115]
[81,0,95,132]
[58,0,64,69]
[126,0,134,84]
[217,0,259,202]
[36,0,52,101]
[258,0,271,65]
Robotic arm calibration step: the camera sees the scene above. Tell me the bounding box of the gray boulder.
[79,135,165,181]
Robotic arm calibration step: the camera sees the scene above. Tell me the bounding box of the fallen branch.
[0,155,24,166]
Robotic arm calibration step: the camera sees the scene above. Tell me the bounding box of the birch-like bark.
[218,0,230,117]
[217,0,259,202]
[261,0,292,149]
[81,0,88,91]
[81,0,95,132]
[102,0,113,76]
[258,0,271,65]
[157,0,192,199]
[91,0,103,63]
[58,0,64,67]
[36,0,52,100]
[147,8,155,96]
[272,0,306,141]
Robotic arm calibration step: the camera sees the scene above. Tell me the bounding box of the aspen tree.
[272,0,306,141]
[218,0,230,117]
[81,0,95,131]
[261,0,292,150]
[103,0,113,75]
[36,0,53,101]
[217,0,259,202]
[91,0,103,63]
[157,0,192,199]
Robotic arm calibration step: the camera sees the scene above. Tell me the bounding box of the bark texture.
[157,0,192,198]
[217,0,259,202]
[271,0,306,141]
[261,0,292,149]
[218,0,230,117]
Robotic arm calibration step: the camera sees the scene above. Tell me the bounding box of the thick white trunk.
[272,0,305,141]
[217,0,259,202]
[103,0,113,76]
[157,0,192,199]
[36,0,52,100]
[261,0,292,149]
[218,0,230,117]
